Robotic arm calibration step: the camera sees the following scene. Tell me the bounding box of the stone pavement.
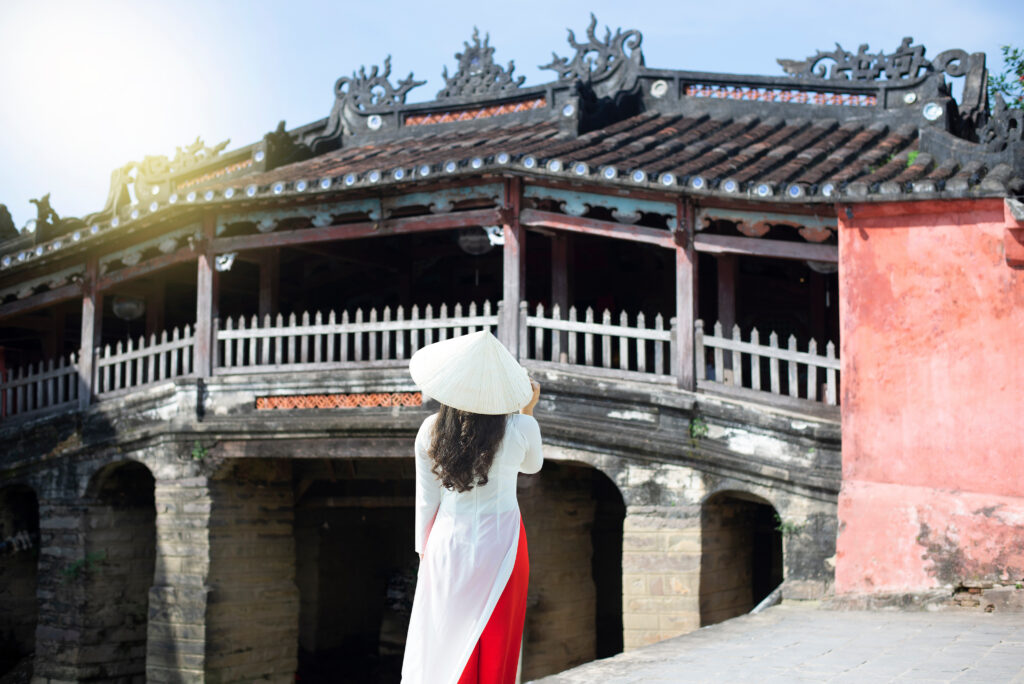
[530,603,1024,683]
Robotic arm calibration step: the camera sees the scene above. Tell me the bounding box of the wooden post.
[551,233,569,359]
[675,200,696,390]
[78,256,102,409]
[809,270,825,345]
[258,250,280,320]
[146,279,165,338]
[717,253,737,375]
[500,178,524,356]
[194,214,218,377]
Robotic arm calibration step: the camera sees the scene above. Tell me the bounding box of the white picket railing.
[520,302,676,380]
[215,301,500,373]
[695,320,839,405]
[95,326,195,396]
[0,354,79,419]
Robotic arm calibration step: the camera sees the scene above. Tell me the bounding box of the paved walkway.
[530,604,1024,683]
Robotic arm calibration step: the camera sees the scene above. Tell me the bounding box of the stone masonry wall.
[82,483,156,681]
[518,463,597,681]
[33,497,90,684]
[621,505,702,650]
[147,471,211,682]
[205,460,299,683]
[699,497,756,626]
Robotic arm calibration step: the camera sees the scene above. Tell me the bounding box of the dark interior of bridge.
[293,457,625,683]
[0,485,38,678]
[699,492,783,627]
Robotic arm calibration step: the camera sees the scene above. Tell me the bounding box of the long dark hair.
[428,404,510,492]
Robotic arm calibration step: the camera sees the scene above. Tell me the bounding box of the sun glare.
[0,1,220,223]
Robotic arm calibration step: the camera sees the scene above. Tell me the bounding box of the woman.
[402,330,543,684]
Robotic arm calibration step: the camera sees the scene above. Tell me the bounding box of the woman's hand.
[521,379,541,416]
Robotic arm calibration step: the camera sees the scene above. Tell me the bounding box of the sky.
[0,0,1020,229]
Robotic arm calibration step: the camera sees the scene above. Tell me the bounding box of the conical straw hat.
[409,330,532,415]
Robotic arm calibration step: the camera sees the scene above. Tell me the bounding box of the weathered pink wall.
[836,198,1024,594]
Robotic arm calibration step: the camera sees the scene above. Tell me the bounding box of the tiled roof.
[205,110,1017,204]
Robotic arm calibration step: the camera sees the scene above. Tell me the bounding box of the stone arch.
[82,460,156,680]
[699,489,783,627]
[0,484,39,678]
[517,459,626,680]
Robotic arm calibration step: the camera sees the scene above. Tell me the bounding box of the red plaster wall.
[836,198,1024,594]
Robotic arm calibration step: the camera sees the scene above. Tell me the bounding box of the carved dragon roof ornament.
[437,28,525,100]
[540,14,644,98]
[312,56,425,150]
[979,94,1024,152]
[777,37,974,82]
[87,136,231,223]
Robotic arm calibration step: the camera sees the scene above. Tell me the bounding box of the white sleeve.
[413,415,443,555]
[515,414,544,475]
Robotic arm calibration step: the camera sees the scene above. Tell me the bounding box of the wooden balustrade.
[520,302,676,382]
[215,301,500,373]
[0,354,79,419]
[0,304,843,423]
[695,320,839,405]
[95,326,195,396]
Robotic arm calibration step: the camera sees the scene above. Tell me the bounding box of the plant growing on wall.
[61,550,106,583]
[988,45,1024,109]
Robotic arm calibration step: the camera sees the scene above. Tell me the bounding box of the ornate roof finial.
[540,14,644,97]
[337,56,426,111]
[437,28,525,100]
[979,93,1024,152]
[312,56,426,149]
[777,37,973,82]
[0,204,18,241]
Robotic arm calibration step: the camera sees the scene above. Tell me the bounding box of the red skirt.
[457,518,529,684]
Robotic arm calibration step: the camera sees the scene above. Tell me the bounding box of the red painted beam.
[211,208,501,254]
[519,209,676,249]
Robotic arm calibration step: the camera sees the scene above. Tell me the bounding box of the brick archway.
[699,490,783,626]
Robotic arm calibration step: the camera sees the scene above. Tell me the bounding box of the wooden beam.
[694,233,837,263]
[211,208,501,254]
[520,209,675,249]
[675,200,696,391]
[500,178,523,356]
[96,246,197,291]
[78,257,101,410]
[0,284,81,321]
[194,214,218,378]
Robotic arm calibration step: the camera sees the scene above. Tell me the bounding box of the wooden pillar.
[258,250,280,320]
[716,254,737,375]
[716,255,737,333]
[551,233,569,361]
[500,178,523,356]
[809,270,825,345]
[146,279,165,338]
[78,256,102,409]
[194,214,218,377]
[674,200,696,391]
